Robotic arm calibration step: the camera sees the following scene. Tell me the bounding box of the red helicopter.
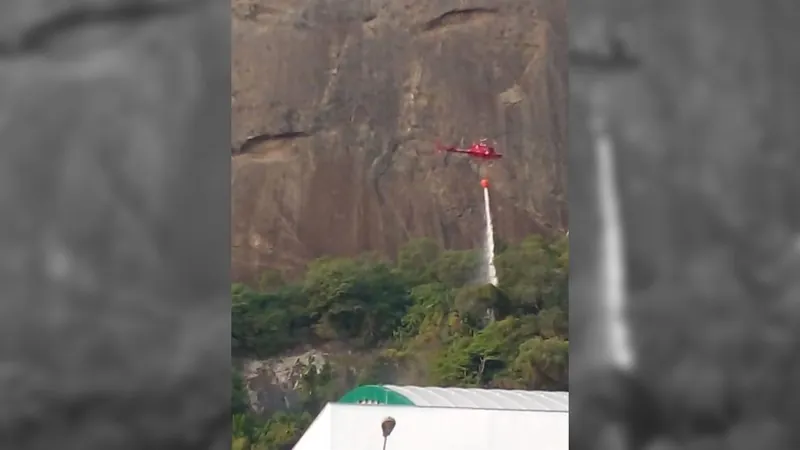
[436,138,503,161]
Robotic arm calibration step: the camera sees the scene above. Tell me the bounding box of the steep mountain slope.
[232,0,567,282]
[569,1,800,448]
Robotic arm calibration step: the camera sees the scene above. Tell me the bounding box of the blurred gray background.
[0,1,230,449]
[569,1,800,449]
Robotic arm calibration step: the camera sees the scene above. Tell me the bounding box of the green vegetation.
[231,234,569,449]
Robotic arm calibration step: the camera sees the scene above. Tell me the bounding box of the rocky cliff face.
[0,2,230,449]
[232,0,567,282]
[568,1,800,448]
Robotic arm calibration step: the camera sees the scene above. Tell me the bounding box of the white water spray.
[482,184,498,286]
[593,121,635,373]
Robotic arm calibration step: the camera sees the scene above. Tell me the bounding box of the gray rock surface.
[570,1,800,449]
[231,0,567,283]
[0,1,230,448]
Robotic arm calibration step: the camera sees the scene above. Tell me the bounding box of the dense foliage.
[231,234,569,450]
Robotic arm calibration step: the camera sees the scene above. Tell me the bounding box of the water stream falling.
[482,185,498,286]
[593,121,635,373]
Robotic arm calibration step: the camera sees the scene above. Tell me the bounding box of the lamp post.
[381,417,396,450]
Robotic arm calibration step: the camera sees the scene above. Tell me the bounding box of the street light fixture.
[381,417,396,450]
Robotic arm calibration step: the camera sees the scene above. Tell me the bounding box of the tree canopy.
[231,234,569,449]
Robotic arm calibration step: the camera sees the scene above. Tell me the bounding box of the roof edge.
[338,385,416,406]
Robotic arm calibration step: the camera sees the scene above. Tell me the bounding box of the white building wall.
[294,403,568,450]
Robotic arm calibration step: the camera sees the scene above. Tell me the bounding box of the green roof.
[338,385,415,406]
[339,385,569,411]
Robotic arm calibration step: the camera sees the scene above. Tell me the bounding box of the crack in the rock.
[361,11,378,24]
[0,1,197,56]
[420,7,498,33]
[569,38,640,72]
[235,131,313,155]
[369,139,399,205]
[240,4,285,22]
